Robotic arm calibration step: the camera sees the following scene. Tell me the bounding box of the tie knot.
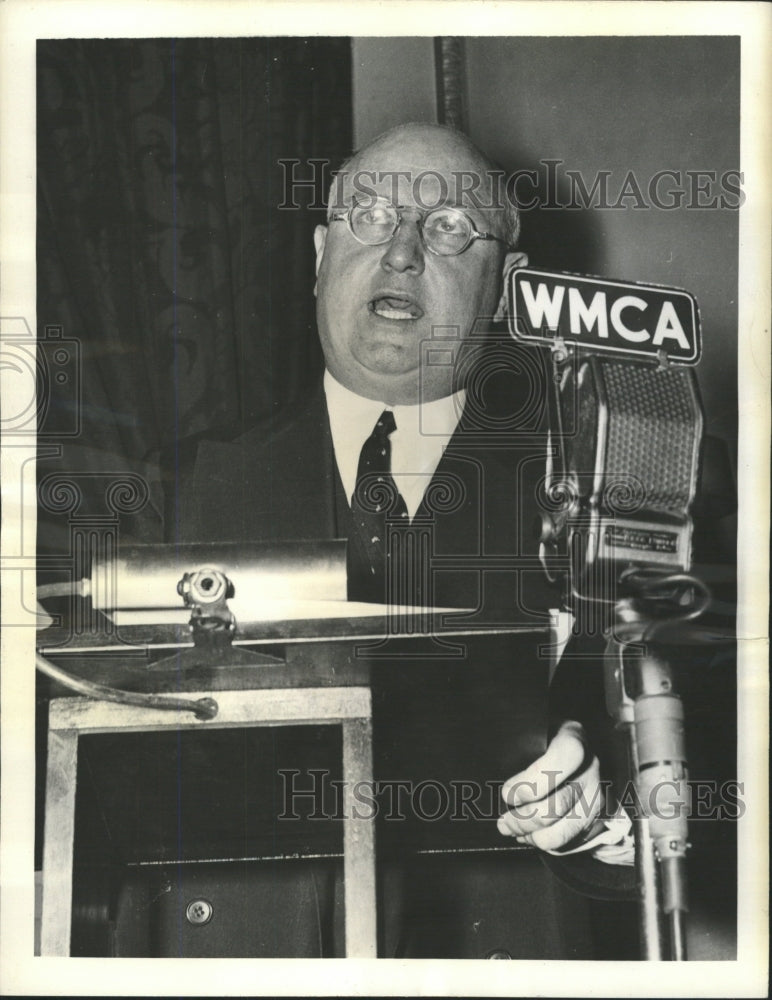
[375,410,397,438]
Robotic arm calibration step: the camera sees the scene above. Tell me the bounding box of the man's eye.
[426,210,468,235]
[357,206,393,226]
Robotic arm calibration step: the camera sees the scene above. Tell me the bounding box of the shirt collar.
[323,369,465,515]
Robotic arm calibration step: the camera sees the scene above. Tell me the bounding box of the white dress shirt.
[323,370,466,520]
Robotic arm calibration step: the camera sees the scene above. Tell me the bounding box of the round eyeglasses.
[329,198,511,257]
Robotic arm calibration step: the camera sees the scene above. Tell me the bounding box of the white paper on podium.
[106,598,468,628]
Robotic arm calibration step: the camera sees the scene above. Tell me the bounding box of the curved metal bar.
[35,651,218,720]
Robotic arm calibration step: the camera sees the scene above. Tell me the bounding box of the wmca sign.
[507,267,701,364]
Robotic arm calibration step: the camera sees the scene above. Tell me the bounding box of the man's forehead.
[333,146,505,213]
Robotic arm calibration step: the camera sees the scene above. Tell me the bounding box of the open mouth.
[369,295,423,322]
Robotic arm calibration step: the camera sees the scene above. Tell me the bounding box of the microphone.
[507,266,707,959]
[505,266,704,598]
[542,351,703,602]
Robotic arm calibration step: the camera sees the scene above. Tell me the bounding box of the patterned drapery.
[37,38,352,549]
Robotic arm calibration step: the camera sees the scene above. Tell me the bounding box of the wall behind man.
[352,36,740,473]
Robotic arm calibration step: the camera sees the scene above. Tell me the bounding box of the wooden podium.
[37,605,549,958]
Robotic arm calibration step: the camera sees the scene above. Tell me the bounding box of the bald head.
[342,122,493,177]
[329,123,520,247]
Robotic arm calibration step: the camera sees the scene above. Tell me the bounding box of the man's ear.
[313,224,328,296]
[494,250,528,322]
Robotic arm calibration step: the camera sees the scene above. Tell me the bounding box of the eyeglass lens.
[349,202,473,255]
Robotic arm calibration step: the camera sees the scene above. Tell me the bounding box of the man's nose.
[380,218,425,275]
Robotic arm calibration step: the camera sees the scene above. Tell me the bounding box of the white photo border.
[1,2,769,996]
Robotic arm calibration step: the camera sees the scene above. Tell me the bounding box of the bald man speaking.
[183,123,631,958]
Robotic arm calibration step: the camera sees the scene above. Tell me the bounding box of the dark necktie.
[347,410,409,603]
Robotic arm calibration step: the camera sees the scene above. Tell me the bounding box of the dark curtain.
[37,37,352,551]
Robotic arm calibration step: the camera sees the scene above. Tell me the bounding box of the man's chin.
[353,341,419,379]
[331,353,417,403]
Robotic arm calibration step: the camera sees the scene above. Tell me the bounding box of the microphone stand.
[603,587,692,961]
[538,341,710,959]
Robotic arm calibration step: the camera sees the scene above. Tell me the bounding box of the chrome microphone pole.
[604,591,691,961]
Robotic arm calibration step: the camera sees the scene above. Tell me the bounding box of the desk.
[37,610,548,958]
[42,685,375,957]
